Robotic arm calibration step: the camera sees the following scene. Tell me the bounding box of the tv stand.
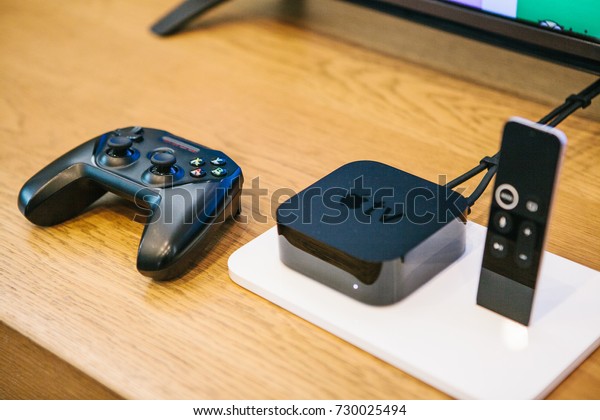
[151,0,230,36]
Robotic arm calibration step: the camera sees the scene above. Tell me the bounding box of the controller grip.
[137,176,242,280]
[18,139,106,226]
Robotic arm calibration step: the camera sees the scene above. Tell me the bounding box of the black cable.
[445,155,498,189]
[544,78,600,127]
[465,165,497,207]
[445,163,486,190]
[445,156,496,190]
[537,101,574,125]
[446,77,600,207]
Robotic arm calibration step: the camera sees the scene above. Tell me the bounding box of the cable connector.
[446,77,599,206]
[566,94,592,109]
[479,155,499,168]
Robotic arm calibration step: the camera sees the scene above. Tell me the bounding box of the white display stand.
[228,222,600,399]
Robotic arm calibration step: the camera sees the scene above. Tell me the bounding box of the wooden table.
[1,0,599,399]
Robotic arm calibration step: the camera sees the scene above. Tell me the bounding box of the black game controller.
[18,127,243,280]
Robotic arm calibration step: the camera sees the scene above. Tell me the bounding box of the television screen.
[445,0,598,41]
[352,0,600,74]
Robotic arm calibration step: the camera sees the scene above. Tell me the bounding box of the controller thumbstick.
[107,136,134,157]
[151,152,177,175]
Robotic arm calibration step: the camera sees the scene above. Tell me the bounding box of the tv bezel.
[345,0,600,75]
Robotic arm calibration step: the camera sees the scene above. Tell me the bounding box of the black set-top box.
[276,161,469,305]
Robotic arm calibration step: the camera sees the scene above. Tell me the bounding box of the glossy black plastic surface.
[276,161,468,305]
[477,118,566,325]
[18,127,243,280]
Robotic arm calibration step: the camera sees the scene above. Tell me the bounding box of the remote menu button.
[495,183,519,210]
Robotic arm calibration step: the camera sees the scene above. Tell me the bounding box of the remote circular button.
[190,157,205,167]
[489,235,508,259]
[107,136,133,157]
[519,222,536,241]
[493,211,512,234]
[495,183,519,210]
[210,157,226,166]
[525,200,539,213]
[211,167,227,177]
[190,168,206,178]
[516,252,532,269]
[151,152,177,175]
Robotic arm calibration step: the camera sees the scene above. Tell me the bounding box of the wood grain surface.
[1,0,599,399]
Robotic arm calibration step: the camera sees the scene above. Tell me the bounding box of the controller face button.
[190,157,205,167]
[190,168,206,178]
[211,167,227,177]
[210,157,226,166]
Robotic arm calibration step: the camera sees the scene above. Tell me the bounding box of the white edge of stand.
[228,222,600,399]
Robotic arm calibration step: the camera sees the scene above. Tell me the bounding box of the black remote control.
[477,117,566,325]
